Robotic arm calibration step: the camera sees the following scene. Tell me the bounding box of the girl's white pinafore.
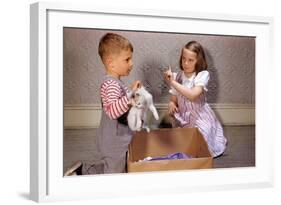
[171,71,227,157]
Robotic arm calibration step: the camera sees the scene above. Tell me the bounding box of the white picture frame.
[30,2,274,202]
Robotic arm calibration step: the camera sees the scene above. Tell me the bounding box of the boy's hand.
[164,66,173,83]
[131,80,142,91]
[129,98,136,107]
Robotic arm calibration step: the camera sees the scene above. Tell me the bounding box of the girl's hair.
[179,41,208,74]
[98,33,133,64]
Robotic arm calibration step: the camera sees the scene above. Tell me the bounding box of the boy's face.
[108,49,133,78]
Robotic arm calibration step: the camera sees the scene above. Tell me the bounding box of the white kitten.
[127,86,159,132]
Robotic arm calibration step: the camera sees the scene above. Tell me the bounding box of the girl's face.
[110,49,133,78]
[181,48,197,77]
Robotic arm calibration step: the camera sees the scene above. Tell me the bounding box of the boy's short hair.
[98,33,133,64]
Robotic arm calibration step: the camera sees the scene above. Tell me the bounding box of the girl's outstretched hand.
[164,66,173,84]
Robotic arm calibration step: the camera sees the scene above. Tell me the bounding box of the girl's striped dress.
[170,70,227,157]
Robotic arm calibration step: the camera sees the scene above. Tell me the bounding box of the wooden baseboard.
[64,103,255,129]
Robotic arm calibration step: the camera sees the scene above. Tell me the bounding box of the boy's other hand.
[129,98,136,106]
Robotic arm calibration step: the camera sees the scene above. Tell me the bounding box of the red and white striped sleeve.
[100,79,130,120]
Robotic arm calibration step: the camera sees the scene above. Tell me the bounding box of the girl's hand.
[164,66,173,84]
[131,80,142,91]
[168,101,178,115]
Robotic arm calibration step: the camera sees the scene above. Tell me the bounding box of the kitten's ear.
[131,81,142,91]
[136,81,142,88]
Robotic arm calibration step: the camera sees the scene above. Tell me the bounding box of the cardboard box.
[127,127,212,173]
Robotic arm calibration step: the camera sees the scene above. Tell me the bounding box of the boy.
[64,33,140,175]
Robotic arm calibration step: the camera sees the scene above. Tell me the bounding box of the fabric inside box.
[127,127,213,172]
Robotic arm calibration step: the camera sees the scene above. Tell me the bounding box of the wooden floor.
[63,126,255,174]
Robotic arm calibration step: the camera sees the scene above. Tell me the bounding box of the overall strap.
[102,75,127,93]
[100,75,126,108]
[175,71,183,84]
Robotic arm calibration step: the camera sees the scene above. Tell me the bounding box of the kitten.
[127,86,159,132]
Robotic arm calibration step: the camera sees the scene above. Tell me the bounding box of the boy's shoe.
[64,161,83,176]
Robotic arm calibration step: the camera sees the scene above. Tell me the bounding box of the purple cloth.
[148,152,192,161]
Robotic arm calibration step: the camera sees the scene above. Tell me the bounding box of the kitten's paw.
[144,127,150,132]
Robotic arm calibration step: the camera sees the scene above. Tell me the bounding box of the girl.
[164,41,227,157]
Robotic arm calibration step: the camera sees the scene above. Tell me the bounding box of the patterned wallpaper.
[63,28,255,104]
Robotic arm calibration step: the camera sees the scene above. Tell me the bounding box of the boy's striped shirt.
[100,79,130,119]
